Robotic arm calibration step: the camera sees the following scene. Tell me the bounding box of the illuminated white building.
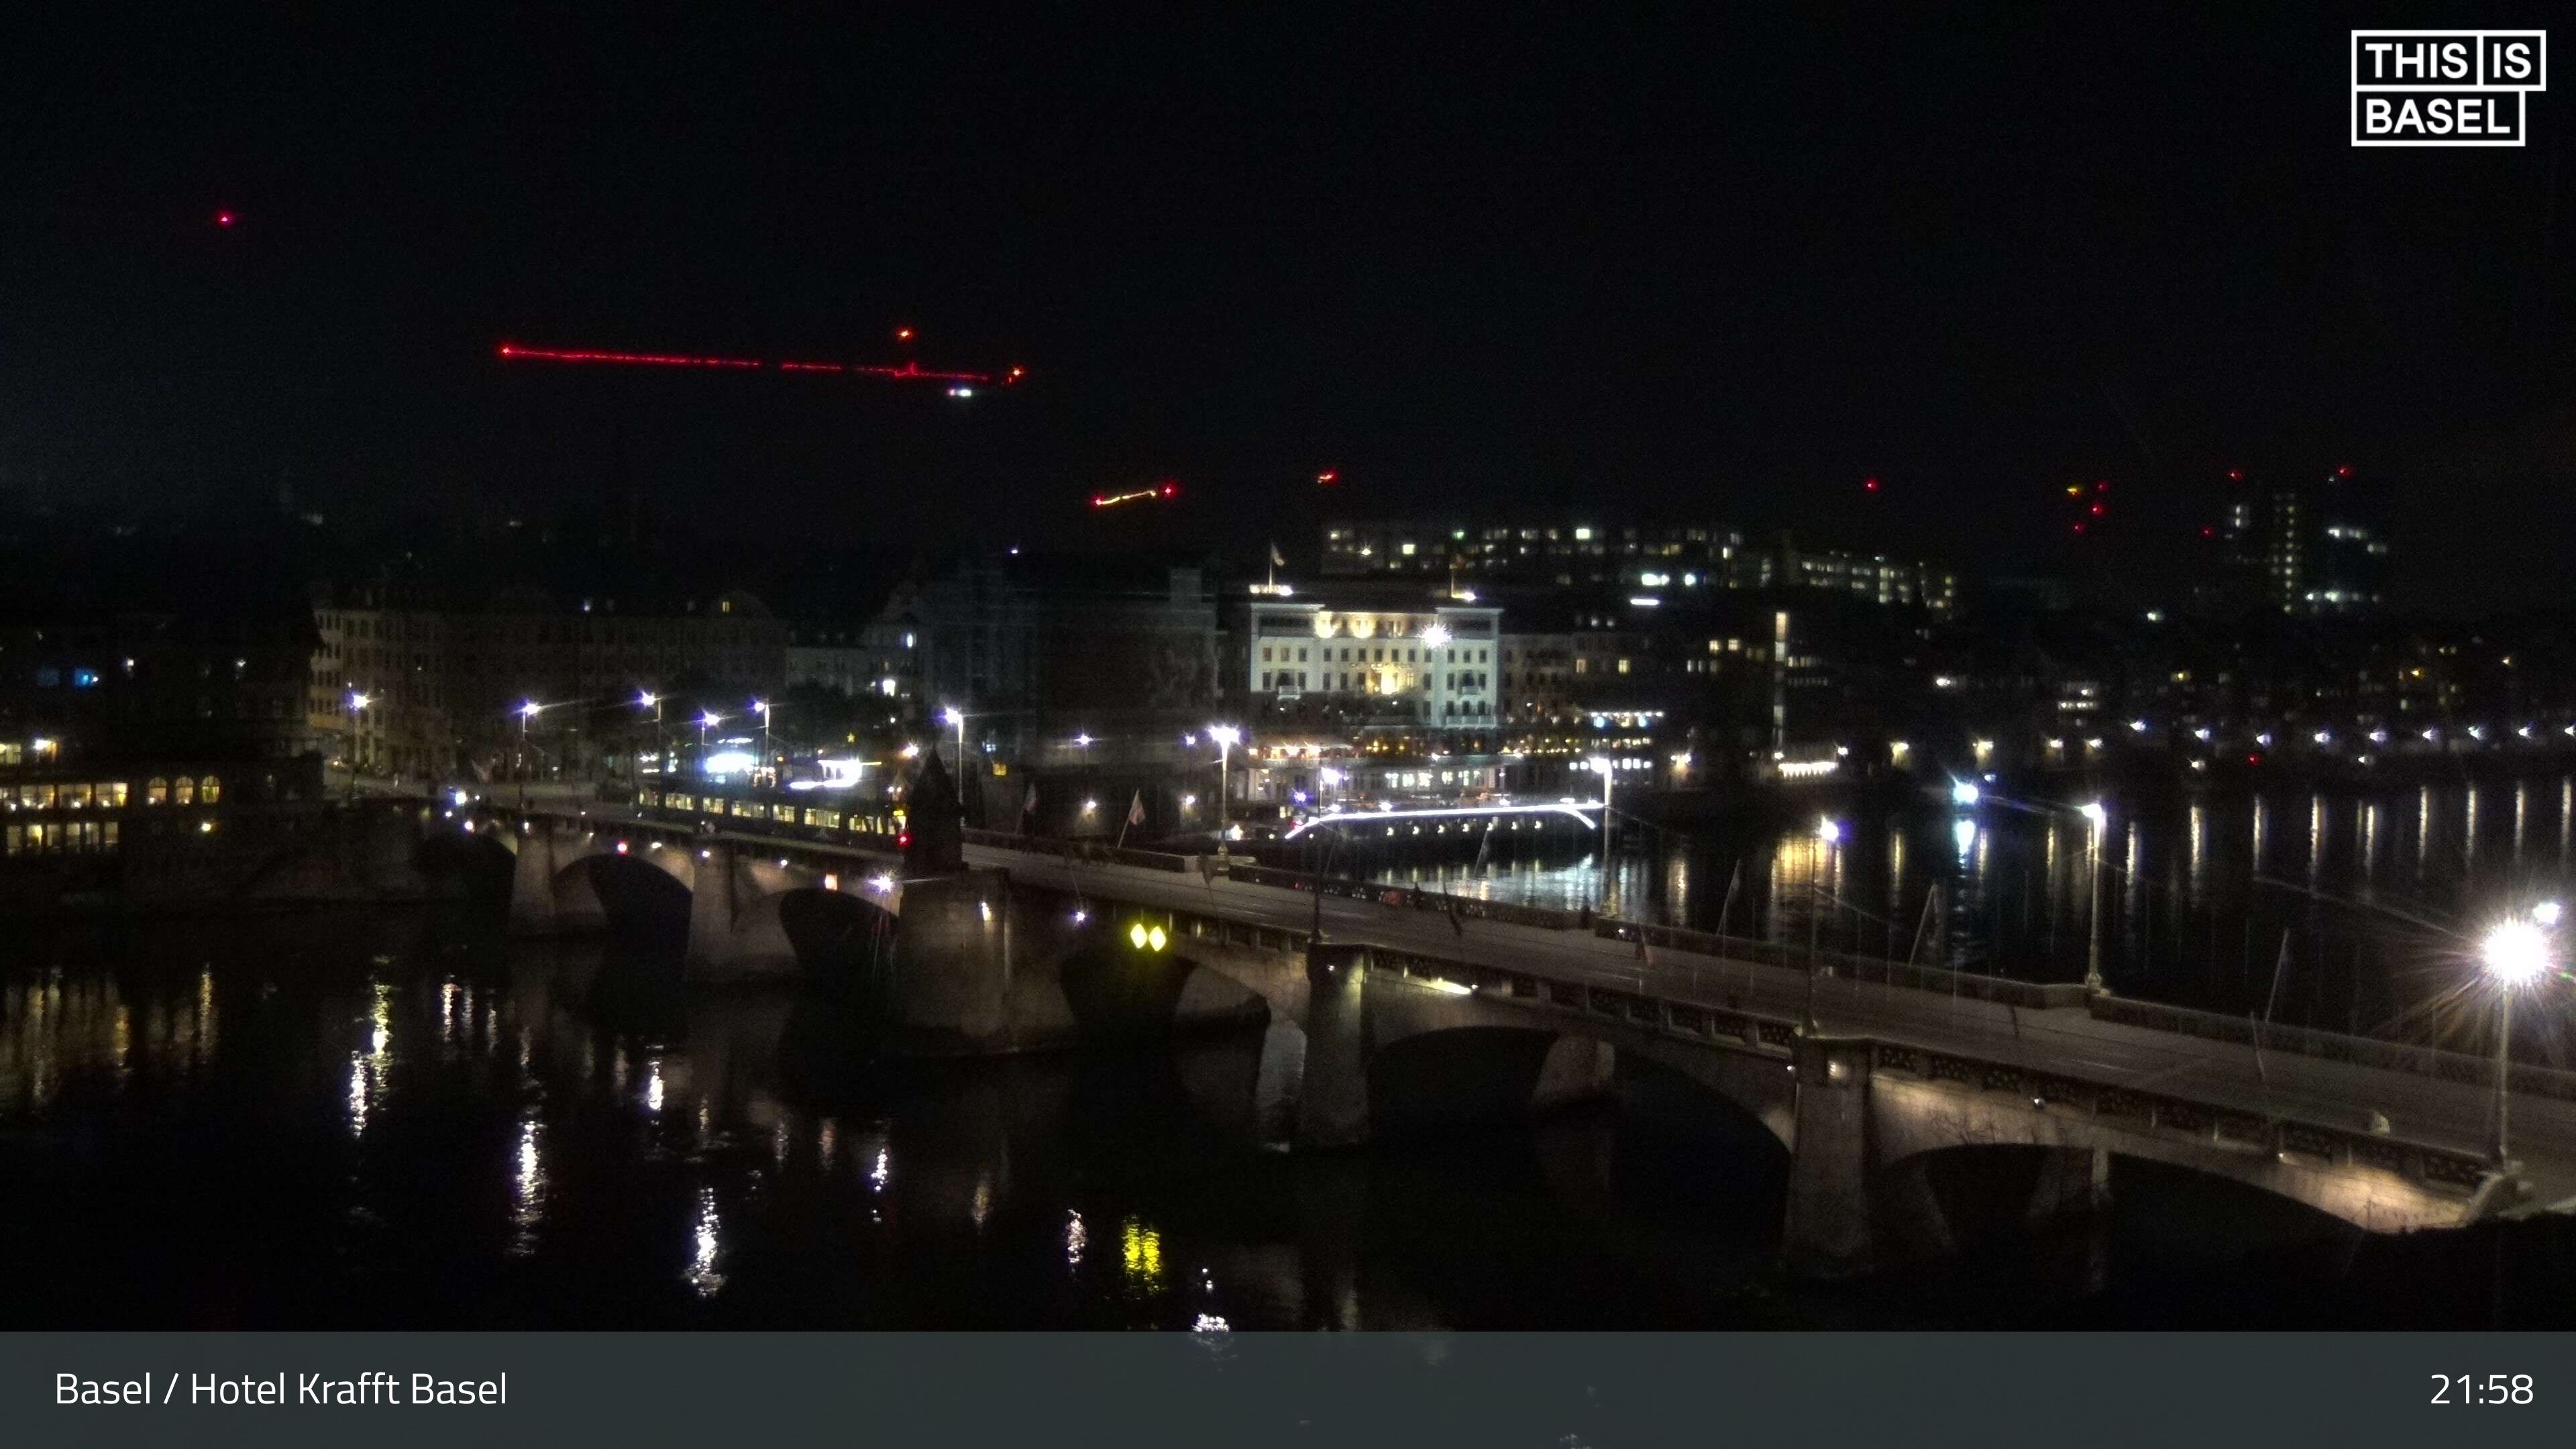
[1242,594,1501,725]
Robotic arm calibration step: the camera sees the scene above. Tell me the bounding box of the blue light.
[1949,780,1979,806]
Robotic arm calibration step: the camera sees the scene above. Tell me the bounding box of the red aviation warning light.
[215,210,235,227]
[1863,476,1881,493]
[1316,470,1339,486]
[894,326,915,343]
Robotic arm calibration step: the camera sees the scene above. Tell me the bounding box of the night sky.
[3,7,2570,611]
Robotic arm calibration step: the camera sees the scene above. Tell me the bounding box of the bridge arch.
[1866,1074,2471,1236]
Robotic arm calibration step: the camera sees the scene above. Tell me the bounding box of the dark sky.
[3,6,2571,611]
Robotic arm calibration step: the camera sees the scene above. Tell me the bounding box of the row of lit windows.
[1260,644,1492,665]
[7,777,219,811]
[3,819,118,855]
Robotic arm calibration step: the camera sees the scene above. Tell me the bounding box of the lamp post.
[2080,800,2108,993]
[941,706,969,822]
[1589,755,1615,915]
[1808,816,1843,1032]
[2481,915,2554,1166]
[751,699,773,787]
[516,701,543,808]
[698,711,722,777]
[637,692,662,781]
[345,690,372,802]
[1208,724,1241,845]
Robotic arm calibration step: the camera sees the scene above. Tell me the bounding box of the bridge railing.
[1218,861,1591,930]
[1592,917,2090,1010]
[1317,936,2493,1197]
[960,827,1196,874]
[2089,995,2576,1105]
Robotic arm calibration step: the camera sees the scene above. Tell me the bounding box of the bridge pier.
[888,870,1081,1054]
[1782,1034,1878,1277]
[506,824,564,936]
[2027,1146,2112,1226]
[1293,945,1373,1149]
[686,843,742,973]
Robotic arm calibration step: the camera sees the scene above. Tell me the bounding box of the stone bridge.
[476,816,901,982]
[467,805,2519,1277]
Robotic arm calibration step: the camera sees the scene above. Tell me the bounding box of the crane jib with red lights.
[494,340,1027,389]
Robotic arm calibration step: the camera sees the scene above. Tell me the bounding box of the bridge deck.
[523,804,2576,1211]
[967,844,2576,1211]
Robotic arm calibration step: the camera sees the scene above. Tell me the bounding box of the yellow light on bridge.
[1128,921,1169,952]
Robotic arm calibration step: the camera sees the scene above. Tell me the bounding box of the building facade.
[308,582,789,780]
[1240,590,1501,725]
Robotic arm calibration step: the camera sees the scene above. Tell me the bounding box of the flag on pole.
[1126,790,1146,827]
[1269,542,1285,568]
[1023,780,1038,815]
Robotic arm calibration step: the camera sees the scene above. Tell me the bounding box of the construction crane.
[494,328,1027,396]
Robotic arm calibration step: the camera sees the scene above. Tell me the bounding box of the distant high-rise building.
[2219,469,2390,616]
[1319,516,1955,614]
[1320,517,1741,585]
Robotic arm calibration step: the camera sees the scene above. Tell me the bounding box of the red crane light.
[894,327,915,343]
[1317,470,1339,486]
[215,211,235,227]
[2071,523,2087,535]
[1863,476,1880,492]
[2335,465,2353,477]
[2089,503,2106,516]
[2094,480,2110,492]
[1159,481,1179,498]
[2227,469,2243,481]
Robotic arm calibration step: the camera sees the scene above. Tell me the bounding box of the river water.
[1373,773,2576,1059]
[4,769,2575,1328]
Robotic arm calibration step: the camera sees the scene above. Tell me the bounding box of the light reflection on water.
[1371,773,2576,1029]
[0,787,2569,1330]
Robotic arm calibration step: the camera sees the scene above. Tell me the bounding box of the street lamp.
[940,706,967,822]
[638,691,662,780]
[751,699,773,786]
[2480,918,2553,1166]
[698,710,722,775]
[1208,724,1241,842]
[1807,816,1842,1031]
[2080,801,2108,992]
[345,690,372,800]
[1590,755,1618,916]
[517,700,543,806]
